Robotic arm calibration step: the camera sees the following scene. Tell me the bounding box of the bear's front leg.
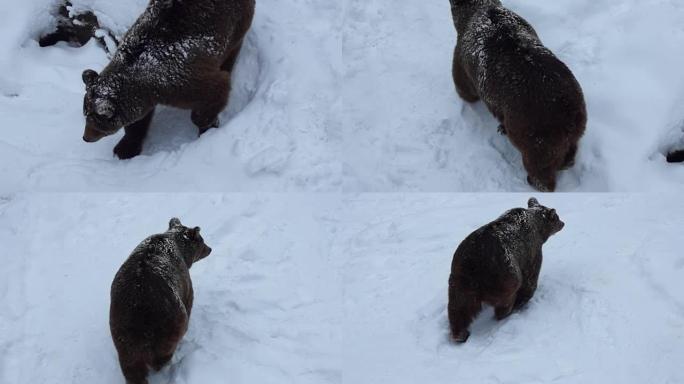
[515,251,543,310]
[114,109,155,159]
[561,143,578,170]
[190,72,230,135]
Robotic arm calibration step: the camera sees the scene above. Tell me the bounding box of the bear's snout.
[556,220,565,232]
[82,124,108,143]
[197,244,212,261]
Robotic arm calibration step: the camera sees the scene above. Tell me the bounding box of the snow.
[337,194,684,383]
[1,0,683,382]
[342,0,684,191]
[0,0,342,192]
[0,1,682,190]
[1,194,682,383]
[0,194,341,384]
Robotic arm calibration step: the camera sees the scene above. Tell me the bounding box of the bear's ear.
[82,69,98,87]
[191,226,201,239]
[528,197,540,208]
[94,98,115,118]
[169,217,182,229]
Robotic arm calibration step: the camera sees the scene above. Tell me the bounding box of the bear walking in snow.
[81,0,255,159]
[110,218,212,384]
[447,198,564,343]
[449,0,587,191]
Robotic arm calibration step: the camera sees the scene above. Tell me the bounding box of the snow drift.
[1,1,684,191]
[1,194,682,383]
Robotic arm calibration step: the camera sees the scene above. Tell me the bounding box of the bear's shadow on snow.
[142,33,261,156]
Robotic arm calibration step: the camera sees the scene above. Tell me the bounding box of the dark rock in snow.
[39,1,118,55]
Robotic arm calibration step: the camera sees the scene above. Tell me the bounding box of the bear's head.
[167,217,212,267]
[81,69,133,143]
[527,197,564,239]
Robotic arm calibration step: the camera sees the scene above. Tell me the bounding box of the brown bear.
[449,0,587,191]
[447,198,564,343]
[81,0,255,159]
[110,218,212,384]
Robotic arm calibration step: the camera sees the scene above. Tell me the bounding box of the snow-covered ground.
[337,194,684,383]
[342,0,684,191]
[0,0,342,192]
[1,0,684,191]
[0,194,342,384]
[1,194,682,383]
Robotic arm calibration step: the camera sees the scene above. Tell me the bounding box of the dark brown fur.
[450,0,587,191]
[448,198,564,343]
[110,218,212,384]
[81,0,255,159]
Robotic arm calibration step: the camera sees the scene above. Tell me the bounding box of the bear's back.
[468,7,585,133]
[110,235,190,331]
[111,0,252,73]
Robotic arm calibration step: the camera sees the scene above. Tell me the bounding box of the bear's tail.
[666,150,684,163]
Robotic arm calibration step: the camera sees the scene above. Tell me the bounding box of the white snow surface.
[1,194,683,383]
[0,0,342,192]
[0,194,341,384]
[338,194,684,384]
[1,0,684,191]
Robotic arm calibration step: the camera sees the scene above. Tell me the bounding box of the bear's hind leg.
[452,46,480,103]
[118,353,149,384]
[151,352,174,372]
[448,280,482,343]
[191,72,230,135]
[493,293,518,321]
[515,251,542,310]
[492,277,521,321]
[151,335,182,371]
[114,109,155,160]
[514,285,536,310]
[221,39,244,74]
[561,143,578,170]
